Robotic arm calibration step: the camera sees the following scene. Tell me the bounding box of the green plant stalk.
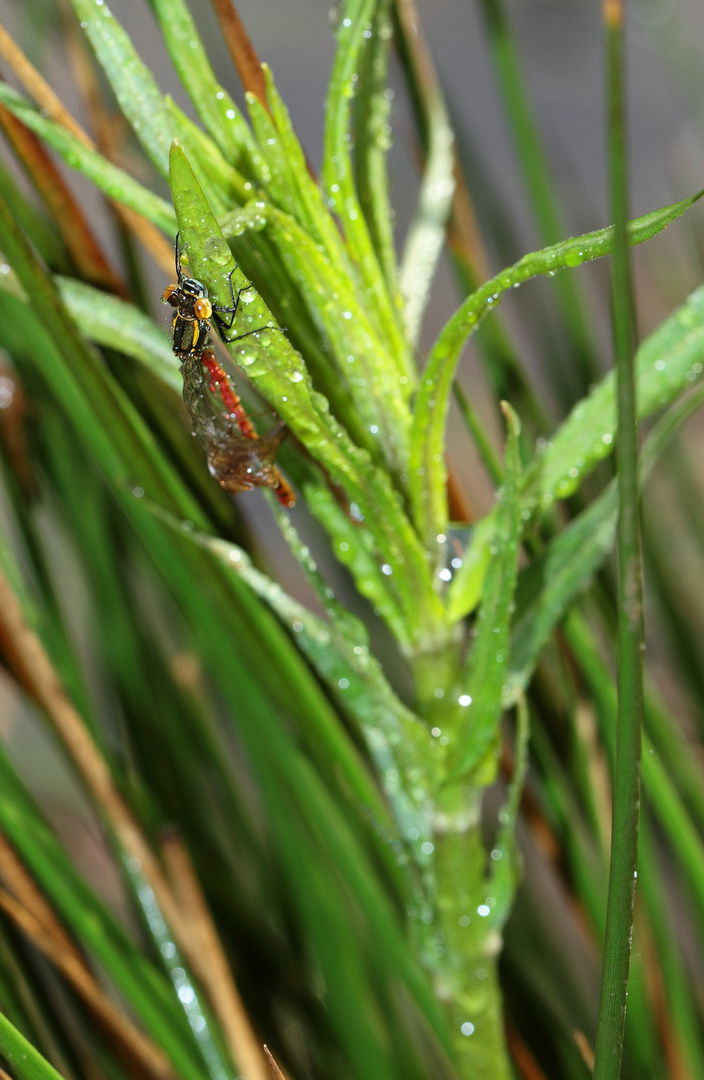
[593,7,644,1076]
[423,407,523,1080]
[564,609,704,927]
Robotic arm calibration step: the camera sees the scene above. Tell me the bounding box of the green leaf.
[509,485,618,702]
[449,284,704,635]
[398,77,455,346]
[507,380,704,704]
[54,278,181,391]
[122,856,232,1080]
[485,692,530,929]
[149,0,262,174]
[352,0,400,295]
[260,66,357,275]
[299,476,409,643]
[0,85,176,233]
[448,403,522,782]
[0,1011,67,1080]
[526,280,704,507]
[409,190,704,545]
[323,0,412,380]
[164,97,249,211]
[445,514,497,623]
[261,202,412,472]
[69,0,176,174]
[0,752,208,1080]
[150,498,437,870]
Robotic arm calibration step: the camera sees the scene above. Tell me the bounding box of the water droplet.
[204,236,231,265]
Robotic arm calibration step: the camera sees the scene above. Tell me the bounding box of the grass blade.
[0,1012,70,1080]
[592,3,644,1073]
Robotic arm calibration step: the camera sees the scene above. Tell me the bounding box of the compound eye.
[194,298,212,319]
[184,277,206,297]
[162,284,178,304]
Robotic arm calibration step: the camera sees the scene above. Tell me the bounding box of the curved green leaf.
[506,379,704,702]
[527,280,704,508]
[410,190,704,545]
[260,66,364,288]
[164,97,249,211]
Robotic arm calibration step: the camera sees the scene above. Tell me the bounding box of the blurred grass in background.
[0,1,702,1079]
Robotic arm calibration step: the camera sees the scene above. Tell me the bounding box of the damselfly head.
[181,277,207,298]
